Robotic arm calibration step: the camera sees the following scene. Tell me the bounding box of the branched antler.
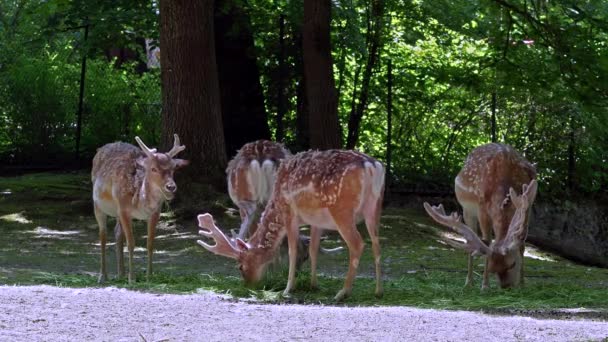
[197,213,242,259]
[167,134,186,157]
[423,202,492,256]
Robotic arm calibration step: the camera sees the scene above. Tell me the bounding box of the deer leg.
[365,199,383,298]
[334,220,364,302]
[236,202,257,239]
[94,206,108,283]
[519,243,525,286]
[478,210,492,290]
[283,220,299,297]
[115,222,125,278]
[309,226,322,290]
[118,211,136,284]
[146,211,160,281]
[462,210,478,287]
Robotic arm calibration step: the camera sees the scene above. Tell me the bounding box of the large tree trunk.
[214,0,270,157]
[303,0,342,150]
[160,0,226,185]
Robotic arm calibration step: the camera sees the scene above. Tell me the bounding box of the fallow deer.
[424,143,537,289]
[227,140,343,269]
[226,140,291,239]
[197,150,385,301]
[92,134,188,284]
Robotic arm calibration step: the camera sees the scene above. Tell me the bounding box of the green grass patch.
[1,172,608,315]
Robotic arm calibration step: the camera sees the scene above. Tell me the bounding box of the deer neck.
[248,197,290,254]
[132,173,164,215]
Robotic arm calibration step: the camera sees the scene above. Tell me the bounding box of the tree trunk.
[160,0,226,185]
[294,30,310,151]
[386,59,393,187]
[276,14,287,143]
[346,0,383,149]
[567,116,576,191]
[491,91,497,142]
[303,0,342,150]
[215,0,270,157]
[75,23,88,162]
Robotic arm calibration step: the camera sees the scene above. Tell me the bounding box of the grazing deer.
[197,150,385,301]
[92,134,188,284]
[424,143,537,289]
[226,140,291,239]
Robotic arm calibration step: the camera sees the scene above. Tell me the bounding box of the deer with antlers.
[92,134,188,284]
[197,150,385,301]
[424,143,537,289]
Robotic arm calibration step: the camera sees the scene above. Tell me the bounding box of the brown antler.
[423,202,492,256]
[196,213,242,259]
[135,136,157,158]
[167,134,186,158]
[504,179,538,249]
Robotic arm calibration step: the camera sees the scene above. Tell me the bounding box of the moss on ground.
[1,172,607,314]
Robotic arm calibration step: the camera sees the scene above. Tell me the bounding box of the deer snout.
[165,182,177,193]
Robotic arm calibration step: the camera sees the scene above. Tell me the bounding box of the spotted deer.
[226,140,291,239]
[92,134,188,284]
[424,143,537,289]
[197,150,385,301]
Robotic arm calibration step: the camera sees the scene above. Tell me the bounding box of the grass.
[1,172,608,316]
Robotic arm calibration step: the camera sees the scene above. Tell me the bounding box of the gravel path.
[1,285,607,341]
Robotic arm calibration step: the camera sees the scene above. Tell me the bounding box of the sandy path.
[0,285,607,341]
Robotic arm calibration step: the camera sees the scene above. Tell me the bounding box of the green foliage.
[0,0,606,196]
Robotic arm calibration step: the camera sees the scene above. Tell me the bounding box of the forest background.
[0,0,606,198]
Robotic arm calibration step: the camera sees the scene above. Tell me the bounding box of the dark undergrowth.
[1,172,607,316]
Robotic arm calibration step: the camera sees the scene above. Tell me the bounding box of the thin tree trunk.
[75,23,88,161]
[160,0,226,185]
[491,91,497,142]
[567,116,576,191]
[303,0,341,149]
[276,14,286,142]
[294,29,310,151]
[386,59,393,186]
[346,0,383,149]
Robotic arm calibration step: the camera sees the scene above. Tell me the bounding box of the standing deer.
[226,140,291,239]
[92,134,188,284]
[197,150,385,301]
[424,143,537,289]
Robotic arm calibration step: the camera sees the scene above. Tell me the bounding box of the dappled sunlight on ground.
[0,212,32,224]
[29,226,84,238]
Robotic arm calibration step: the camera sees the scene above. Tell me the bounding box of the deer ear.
[235,238,250,251]
[173,159,189,170]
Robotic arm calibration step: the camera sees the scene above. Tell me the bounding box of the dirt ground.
[1,285,607,342]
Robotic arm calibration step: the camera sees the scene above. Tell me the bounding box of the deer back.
[226,140,291,206]
[455,143,536,240]
[248,150,385,249]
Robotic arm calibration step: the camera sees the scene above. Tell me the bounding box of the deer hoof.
[334,289,351,302]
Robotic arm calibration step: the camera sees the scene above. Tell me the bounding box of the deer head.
[424,179,537,288]
[196,213,274,284]
[135,134,189,200]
